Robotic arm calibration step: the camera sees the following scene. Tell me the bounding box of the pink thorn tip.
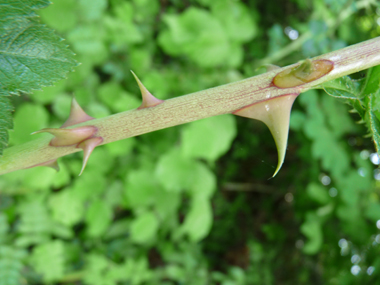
[32,126,98,147]
[130,70,164,109]
[77,137,103,176]
[61,97,94,128]
[27,159,60,171]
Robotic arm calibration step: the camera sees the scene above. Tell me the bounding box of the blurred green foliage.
[1,0,380,284]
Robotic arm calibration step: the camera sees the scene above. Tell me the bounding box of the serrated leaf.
[0,2,77,94]
[321,76,363,99]
[368,93,380,157]
[0,95,13,153]
[0,0,77,154]
[16,199,52,245]
[362,65,380,95]
[0,246,25,285]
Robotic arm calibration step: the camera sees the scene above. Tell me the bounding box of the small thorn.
[43,159,60,171]
[356,120,365,124]
[32,126,98,147]
[348,109,358,113]
[131,70,164,109]
[61,97,94,128]
[364,133,372,138]
[27,159,60,171]
[77,137,103,176]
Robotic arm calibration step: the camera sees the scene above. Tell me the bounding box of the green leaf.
[9,103,49,145]
[0,1,77,92]
[105,137,135,157]
[97,81,140,112]
[30,240,65,282]
[16,199,52,247]
[368,93,380,157]
[362,65,380,95]
[71,169,106,201]
[181,114,237,162]
[0,0,77,154]
[300,213,323,255]
[48,189,84,227]
[306,183,330,204]
[0,214,9,245]
[130,211,159,244]
[180,196,213,242]
[79,0,107,21]
[0,246,25,285]
[188,162,216,199]
[0,95,13,152]
[155,148,197,192]
[39,0,77,32]
[85,200,113,238]
[211,1,257,43]
[124,169,158,208]
[67,24,108,63]
[321,76,363,99]
[158,7,230,67]
[364,202,380,222]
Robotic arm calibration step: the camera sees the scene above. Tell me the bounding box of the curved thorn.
[77,137,103,176]
[61,97,94,128]
[233,94,299,177]
[32,126,98,147]
[130,70,164,109]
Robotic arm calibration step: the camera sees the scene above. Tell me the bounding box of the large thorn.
[61,97,94,128]
[233,94,299,177]
[131,70,164,109]
[77,137,103,176]
[32,126,98,147]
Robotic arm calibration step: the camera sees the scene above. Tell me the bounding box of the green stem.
[1,37,380,175]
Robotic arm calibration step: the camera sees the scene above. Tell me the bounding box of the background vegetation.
[1,0,380,284]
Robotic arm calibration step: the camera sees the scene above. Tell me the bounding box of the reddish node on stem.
[77,137,103,176]
[32,126,98,147]
[61,97,94,128]
[273,59,334,88]
[131,70,164,109]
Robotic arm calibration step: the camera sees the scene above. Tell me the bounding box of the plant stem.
[1,37,380,175]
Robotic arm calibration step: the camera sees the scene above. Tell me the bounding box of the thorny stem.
[1,37,380,175]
